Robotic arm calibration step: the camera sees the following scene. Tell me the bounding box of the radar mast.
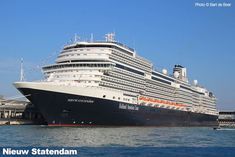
[105,33,115,42]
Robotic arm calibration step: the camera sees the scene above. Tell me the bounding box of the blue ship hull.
[17,88,218,127]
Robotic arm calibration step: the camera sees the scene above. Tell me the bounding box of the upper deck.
[48,33,216,99]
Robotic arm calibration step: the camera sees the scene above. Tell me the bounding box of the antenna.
[20,58,24,81]
[105,33,115,42]
[74,33,80,43]
[133,38,136,52]
[90,33,94,42]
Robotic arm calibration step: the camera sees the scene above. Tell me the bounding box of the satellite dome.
[174,71,179,78]
[162,69,168,75]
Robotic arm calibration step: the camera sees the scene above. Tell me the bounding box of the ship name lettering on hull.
[68,99,94,103]
[119,103,139,111]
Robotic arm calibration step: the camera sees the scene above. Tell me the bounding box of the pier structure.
[0,97,27,118]
[0,96,45,125]
[219,111,235,127]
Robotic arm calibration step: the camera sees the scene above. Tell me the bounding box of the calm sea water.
[0,126,235,156]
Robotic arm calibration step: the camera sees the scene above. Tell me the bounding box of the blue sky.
[0,0,234,110]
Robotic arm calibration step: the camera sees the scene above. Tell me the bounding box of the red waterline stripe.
[48,124,96,127]
[47,124,215,127]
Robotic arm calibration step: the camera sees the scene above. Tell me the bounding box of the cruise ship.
[14,33,218,126]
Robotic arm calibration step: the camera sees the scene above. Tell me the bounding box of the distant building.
[219,111,235,127]
[0,97,28,118]
[219,111,235,121]
[0,96,46,124]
